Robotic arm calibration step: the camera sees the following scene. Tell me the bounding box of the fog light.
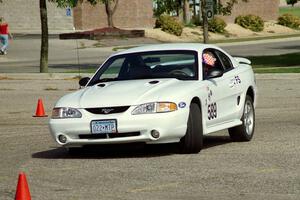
[151,130,160,139]
[58,135,67,144]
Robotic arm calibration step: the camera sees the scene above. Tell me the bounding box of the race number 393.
[208,102,217,120]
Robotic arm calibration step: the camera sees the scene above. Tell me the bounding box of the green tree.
[53,0,119,27]
[153,0,191,24]
[85,0,119,27]
[38,0,118,73]
[201,0,248,43]
[153,0,182,17]
[153,0,248,43]
[286,0,298,7]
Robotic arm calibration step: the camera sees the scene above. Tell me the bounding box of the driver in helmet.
[203,51,216,77]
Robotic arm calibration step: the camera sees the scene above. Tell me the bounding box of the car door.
[202,48,238,128]
[214,49,243,122]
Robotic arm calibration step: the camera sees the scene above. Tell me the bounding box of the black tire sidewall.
[180,103,203,153]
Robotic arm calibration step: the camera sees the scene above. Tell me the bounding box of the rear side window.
[215,50,233,71]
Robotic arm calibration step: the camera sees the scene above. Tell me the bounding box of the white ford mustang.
[49,43,257,154]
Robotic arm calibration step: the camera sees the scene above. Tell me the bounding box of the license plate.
[91,120,117,134]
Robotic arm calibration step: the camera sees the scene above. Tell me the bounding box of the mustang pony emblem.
[101,108,114,114]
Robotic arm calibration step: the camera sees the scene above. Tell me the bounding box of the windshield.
[88,50,198,86]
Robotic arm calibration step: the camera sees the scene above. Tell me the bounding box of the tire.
[228,95,255,141]
[179,103,203,154]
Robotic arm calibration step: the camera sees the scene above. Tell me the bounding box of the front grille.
[85,106,130,115]
[79,132,140,139]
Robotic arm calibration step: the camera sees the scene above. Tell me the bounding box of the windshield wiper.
[90,78,118,85]
[98,78,118,83]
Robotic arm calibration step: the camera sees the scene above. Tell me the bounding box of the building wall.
[73,0,155,30]
[0,0,73,31]
[0,0,279,31]
[219,0,280,22]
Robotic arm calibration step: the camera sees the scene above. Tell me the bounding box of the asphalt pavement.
[0,36,300,73]
[0,74,299,199]
[220,37,300,56]
[0,35,300,199]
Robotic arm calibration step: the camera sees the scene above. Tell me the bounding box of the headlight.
[132,102,177,115]
[51,107,82,119]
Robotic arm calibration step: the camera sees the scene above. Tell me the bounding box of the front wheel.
[228,95,255,141]
[179,103,203,154]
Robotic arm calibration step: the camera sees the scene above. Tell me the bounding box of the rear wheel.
[228,95,255,141]
[179,103,203,154]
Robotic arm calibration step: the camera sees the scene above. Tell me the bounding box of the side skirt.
[204,120,242,135]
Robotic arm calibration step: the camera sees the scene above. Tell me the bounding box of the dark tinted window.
[215,50,233,70]
[88,50,198,86]
[202,49,224,79]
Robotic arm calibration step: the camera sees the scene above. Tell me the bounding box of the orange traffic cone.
[15,172,31,200]
[33,98,48,117]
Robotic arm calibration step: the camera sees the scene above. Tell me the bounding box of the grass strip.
[248,52,300,68]
[279,7,300,18]
[254,66,300,73]
[211,33,300,44]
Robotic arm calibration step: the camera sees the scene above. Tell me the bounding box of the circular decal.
[178,102,186,108]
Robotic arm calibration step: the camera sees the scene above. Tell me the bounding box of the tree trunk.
[193,0,196,18]
[105,0,118,28]
[201,0,209,44]
[39,0,48,73]
[107,11,114,27]
[183,0,190,24]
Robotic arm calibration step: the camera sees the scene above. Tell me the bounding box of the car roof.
[114,43,220,56]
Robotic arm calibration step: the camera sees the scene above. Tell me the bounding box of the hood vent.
[149,80,159,84]
[97,83,106,88]
[85,106,130,114]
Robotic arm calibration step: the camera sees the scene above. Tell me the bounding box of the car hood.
[55,79,189,108]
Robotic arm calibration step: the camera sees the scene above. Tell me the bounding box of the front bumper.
[49,107,189,147]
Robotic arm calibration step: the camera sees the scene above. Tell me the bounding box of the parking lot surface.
[0,74,299,200]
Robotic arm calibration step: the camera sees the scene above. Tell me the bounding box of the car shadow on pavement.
[32,136,232,159]
[203,135,232,150]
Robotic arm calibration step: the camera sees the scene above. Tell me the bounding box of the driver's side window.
[202,49,224,79]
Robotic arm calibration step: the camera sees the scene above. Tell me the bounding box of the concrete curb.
[217,36,300,47]
[255,73,300,80]
[1,73,300,80]
[13,33,60,39]
[12,30,75,39]
[0,73,93,80]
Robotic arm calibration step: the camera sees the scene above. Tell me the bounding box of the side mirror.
[206,68,223,79]
[79,77,90,87]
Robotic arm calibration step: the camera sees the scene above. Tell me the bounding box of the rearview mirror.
[206,68,223,79]
[79,77,90,87]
